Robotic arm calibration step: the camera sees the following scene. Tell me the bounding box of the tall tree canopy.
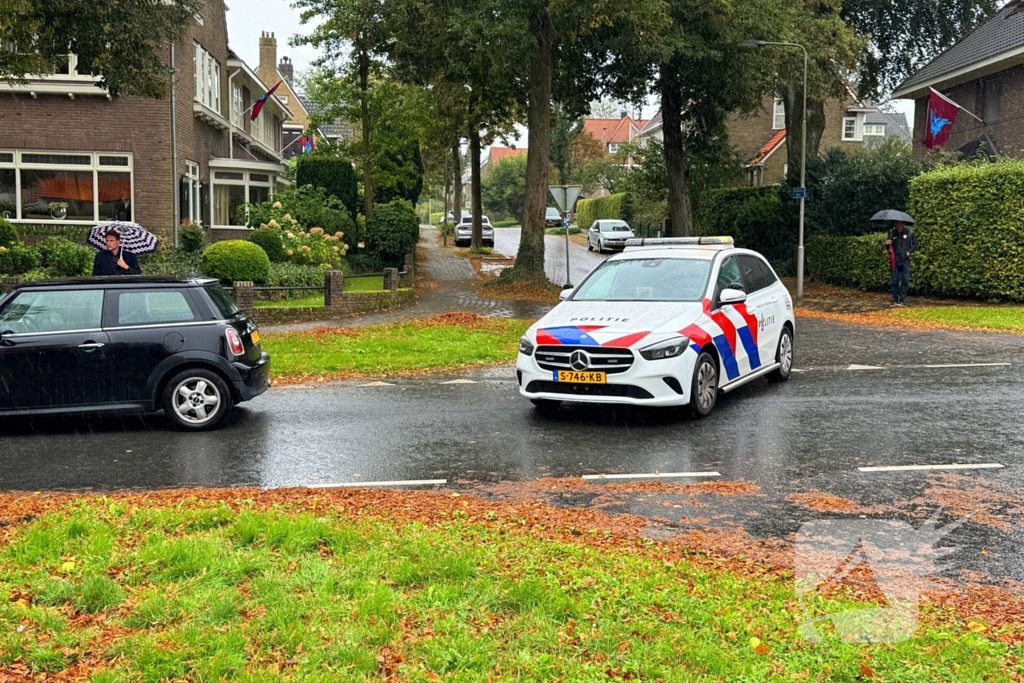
[0,0,201,97]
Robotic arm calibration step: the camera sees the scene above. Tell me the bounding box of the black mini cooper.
[0,277,270,431]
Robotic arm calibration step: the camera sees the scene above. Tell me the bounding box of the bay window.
[193,42,221,114]
[210,168,276,228]
[0,151,132,223]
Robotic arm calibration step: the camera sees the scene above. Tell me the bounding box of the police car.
[516,237,794,416]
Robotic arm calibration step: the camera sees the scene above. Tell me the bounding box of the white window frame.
[842,117,859,141]
[193,42,221,114]
[0,150,134,224]
[210,170,276,229]
[863,124,885,136]
[184,161,202,224]
[607,143,620,154]
[231,81,244,128]
[772,98,786,130]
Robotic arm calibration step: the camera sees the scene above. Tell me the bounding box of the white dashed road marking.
[359,381,396,386]
[305,479,449,489]
[921,362,1011,369]
[583,471,721,481]
[857,463,1004,473]
[441,379,479,385]
[847,364,884,370]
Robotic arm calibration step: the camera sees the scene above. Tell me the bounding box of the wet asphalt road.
[2,315,1023,582]
[492,226,605,286]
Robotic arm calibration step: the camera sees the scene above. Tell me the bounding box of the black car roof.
[13,276,219,291]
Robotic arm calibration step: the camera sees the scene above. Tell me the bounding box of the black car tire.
[162,368,234,431]
[689,351,718,418]
[768,326,794,383]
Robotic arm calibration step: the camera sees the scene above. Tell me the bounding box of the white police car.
[516,237,794,416]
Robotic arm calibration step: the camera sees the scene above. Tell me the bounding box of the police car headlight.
[639,336,689,361]
[518,336,535,356]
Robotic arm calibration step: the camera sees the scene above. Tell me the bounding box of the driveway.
[492,227,607,287]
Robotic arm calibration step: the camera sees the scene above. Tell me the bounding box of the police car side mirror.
[559,287,574,301]
[719,288,747,305]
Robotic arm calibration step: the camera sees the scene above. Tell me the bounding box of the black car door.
[0,288,110,410]
[102,288,203,404]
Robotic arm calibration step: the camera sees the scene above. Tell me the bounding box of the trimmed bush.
[806,232,891,291]
[179,222,206,253]
[910,160,1024,300]
[695,186,790,265]
[0,219,18,248]
[267,262,326,300]
[0,244,40,275]
[201,240,271,283]
[37,237,93,277]
[575,192,634,230]
[344,251,383,274]
[139,247,202,277]
[295,156,359,218]
[249,227,286,262]
[366,200,419,267]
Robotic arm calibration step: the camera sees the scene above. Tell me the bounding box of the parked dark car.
[0,277,270,431]
[545,207,564,228]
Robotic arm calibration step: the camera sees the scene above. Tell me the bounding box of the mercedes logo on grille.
[569,350,591,370]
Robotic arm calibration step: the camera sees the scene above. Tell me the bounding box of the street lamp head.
[738,39,767,47]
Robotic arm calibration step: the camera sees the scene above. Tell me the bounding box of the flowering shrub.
[281,226,348,269]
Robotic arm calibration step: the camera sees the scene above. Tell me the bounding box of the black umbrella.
[869,210,914,224]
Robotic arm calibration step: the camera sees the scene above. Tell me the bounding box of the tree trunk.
[452,137,463,224]
[469,125,483,250]
[659,59,693,237]
[782,86,826,186]
[358,41,374,221]
[512,6,553,279]
[442,141,451,246]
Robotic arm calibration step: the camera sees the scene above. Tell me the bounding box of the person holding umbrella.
[88,222,159,276]
[870,210,918,307]
[92,228,141,276]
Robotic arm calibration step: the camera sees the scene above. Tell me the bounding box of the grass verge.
[255,277,387,309]
[261,312,528,382]
[0,490,1019,682]
[797,306,1024,335]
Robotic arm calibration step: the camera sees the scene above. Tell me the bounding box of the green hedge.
[201,240,271,283]
[575,193,634,229]
[0,244,40,275]
[806,232,890,291]
[295,156,359,218]
[695,186,790,265]
[366,200,419,267]
[0,219,17,248]
[249,227,286,263]
[909,160,1024,300]
[37,237,94,277]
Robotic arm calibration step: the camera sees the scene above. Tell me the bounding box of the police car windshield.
[571,257,711,302]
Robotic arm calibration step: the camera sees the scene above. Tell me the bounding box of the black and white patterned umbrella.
[87,222,160,255]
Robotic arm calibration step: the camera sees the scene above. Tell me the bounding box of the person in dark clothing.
[886,221,917,306]
[92,229,141,276]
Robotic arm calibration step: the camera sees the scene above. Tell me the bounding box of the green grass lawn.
[255,276,387,309]
[261,315,528,380]
[892,305,1024,333]
[0,498,1017,681]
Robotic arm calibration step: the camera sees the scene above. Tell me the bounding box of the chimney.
[259,31,277,74]
[278,56,294,86]
[620,110,628,120]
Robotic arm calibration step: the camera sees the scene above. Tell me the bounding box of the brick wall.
[911,65,1024,158]
[249,289,416,325]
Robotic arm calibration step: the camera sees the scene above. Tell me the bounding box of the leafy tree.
[549,104,584,183]
[294,0,392,220]
[1,0,201,97]
[482,154,527,221]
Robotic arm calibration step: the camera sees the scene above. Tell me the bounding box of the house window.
[608,143,620,154]
[0,151,132,223]
[842,117,858,141]
[231,82,244,127]
[211,169,275,227]
[772,98,786,130]
[863,124,885,136]
[193,42,221,114]
[984,80,1001,124]
[182,161,202,225]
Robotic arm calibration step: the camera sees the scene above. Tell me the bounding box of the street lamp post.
[740,39,808,299]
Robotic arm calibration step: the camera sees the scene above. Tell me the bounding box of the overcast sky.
[226,0,320,75]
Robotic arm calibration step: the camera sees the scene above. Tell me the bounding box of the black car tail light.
[226,328,245,356]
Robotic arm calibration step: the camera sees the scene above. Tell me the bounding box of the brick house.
[461,146,526,199]
[892,1,1024,159]
[0,0,290,241]
[638,94,910,186]
[582,115,649,157]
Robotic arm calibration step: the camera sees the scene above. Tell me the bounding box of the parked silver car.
[587,219,635,253]
[454,216,494,247]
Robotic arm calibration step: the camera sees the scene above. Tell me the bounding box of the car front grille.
[525,380,654,399]
[534,345,634,375]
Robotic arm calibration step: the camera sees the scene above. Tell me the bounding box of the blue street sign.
[792,187,808,199]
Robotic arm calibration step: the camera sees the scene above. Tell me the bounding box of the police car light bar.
[624,236,734,249]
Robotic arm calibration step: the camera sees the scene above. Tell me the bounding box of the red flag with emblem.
[924,88,960,149]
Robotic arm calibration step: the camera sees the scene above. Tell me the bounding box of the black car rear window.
[204,285,241,318]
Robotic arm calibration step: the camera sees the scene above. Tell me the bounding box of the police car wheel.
[768,326,793,383]
[689,351,718,418]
